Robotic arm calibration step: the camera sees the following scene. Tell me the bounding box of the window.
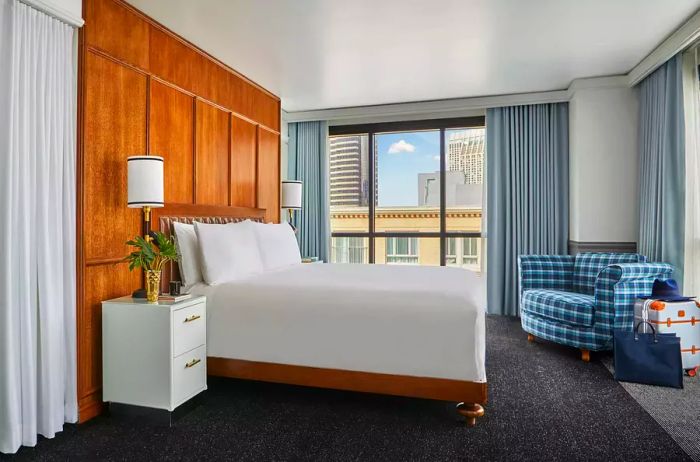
[375,130,440,232]
[331,237,368,264]
[329,117,485,272]
[446,237,458,265]
[462,237,479,265]
[385,237,419,265]
[446,237,481,270]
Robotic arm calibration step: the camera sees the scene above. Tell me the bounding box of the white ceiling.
[126,0,700,112]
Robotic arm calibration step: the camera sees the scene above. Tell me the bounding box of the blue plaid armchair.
[519,252,673,361]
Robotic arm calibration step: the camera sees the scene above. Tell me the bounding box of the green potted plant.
[124,231,179,303]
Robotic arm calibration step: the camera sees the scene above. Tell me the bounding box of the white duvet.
[191,263,486,382]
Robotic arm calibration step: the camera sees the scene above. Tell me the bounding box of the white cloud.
[433,155,440,161]
[388,139,416,154]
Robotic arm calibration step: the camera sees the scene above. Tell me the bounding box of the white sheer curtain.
[0,0,77,454]
[683,47,700,295]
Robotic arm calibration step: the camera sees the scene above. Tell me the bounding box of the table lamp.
[281,180,302,230]
[128,155,164,237]
[127,155,164,297]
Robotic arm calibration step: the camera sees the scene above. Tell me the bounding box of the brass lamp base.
[287,208,297,233]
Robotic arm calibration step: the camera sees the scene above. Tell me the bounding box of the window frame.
[329,116,485,266]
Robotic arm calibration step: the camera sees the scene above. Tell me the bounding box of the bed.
[153,204,488,426]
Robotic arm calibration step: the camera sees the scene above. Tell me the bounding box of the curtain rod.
[18,0,84,28]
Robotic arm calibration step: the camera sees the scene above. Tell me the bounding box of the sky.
[375,130,440,207]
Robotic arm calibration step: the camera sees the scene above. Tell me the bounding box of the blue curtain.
[486,103,569,316]
[287,121,330,262]
[638,54,686,285]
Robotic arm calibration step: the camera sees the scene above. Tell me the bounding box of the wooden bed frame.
[152,203,487,426]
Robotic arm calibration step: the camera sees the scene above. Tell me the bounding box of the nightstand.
[102,295,207,418]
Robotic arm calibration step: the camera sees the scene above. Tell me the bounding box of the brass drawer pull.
[184,314,201,323]
[185,358,201,369]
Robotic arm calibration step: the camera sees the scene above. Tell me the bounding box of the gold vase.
[145,270,161,303]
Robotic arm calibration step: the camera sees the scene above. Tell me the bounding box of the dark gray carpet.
[602,357,700,460]
[2,316,690,461]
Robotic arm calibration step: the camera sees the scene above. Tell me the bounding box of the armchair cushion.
[522,289,595,327]
[519,254,575,293]
[573,253,646,295]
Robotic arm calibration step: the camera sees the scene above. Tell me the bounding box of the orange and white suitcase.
[634,298,700,376]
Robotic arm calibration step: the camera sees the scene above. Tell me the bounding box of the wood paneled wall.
[77,0,281,421]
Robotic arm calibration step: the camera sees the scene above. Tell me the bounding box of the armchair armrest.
[595,262,674,292]
[594,262,674,331]
[518,254,575,294]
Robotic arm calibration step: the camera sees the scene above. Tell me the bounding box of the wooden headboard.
[76,0,281,422]
[152,203,266,293]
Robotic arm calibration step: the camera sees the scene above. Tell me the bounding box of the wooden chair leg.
[581,349,590,362]
[527,333,535,342]
[456,402,485,427]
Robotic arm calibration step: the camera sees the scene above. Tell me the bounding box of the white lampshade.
[127,155,164,208]
[281,180,302,209]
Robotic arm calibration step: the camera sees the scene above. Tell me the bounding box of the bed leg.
[527,333,535,342]
[581,349,590,362]
[456,402,484,427]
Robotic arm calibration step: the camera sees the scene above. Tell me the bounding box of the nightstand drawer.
[173,302,206,357]
[173,345,206,406]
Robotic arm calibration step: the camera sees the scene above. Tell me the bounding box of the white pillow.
[173,222,203,290]
[194,220,263,284]
[253,222,302,271]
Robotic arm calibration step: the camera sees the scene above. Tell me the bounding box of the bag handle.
[634,321,657,343]
[642,299,651,325]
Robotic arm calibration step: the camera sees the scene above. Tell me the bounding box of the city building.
[417,171,482,207]
[447,129,484,184]
[329,135,369,207]
[330,207,483,272]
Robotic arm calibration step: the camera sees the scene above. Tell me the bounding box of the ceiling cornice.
[627,7,700,86]
[284,75,640,125]
[285,90,569,125]
[566,75,630,98]
[283,7,700,122]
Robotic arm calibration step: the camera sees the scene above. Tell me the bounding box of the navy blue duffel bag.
[613,321,683,389]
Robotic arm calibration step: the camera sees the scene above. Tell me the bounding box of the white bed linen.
[191,263,486,382]
[194,220,263,284]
